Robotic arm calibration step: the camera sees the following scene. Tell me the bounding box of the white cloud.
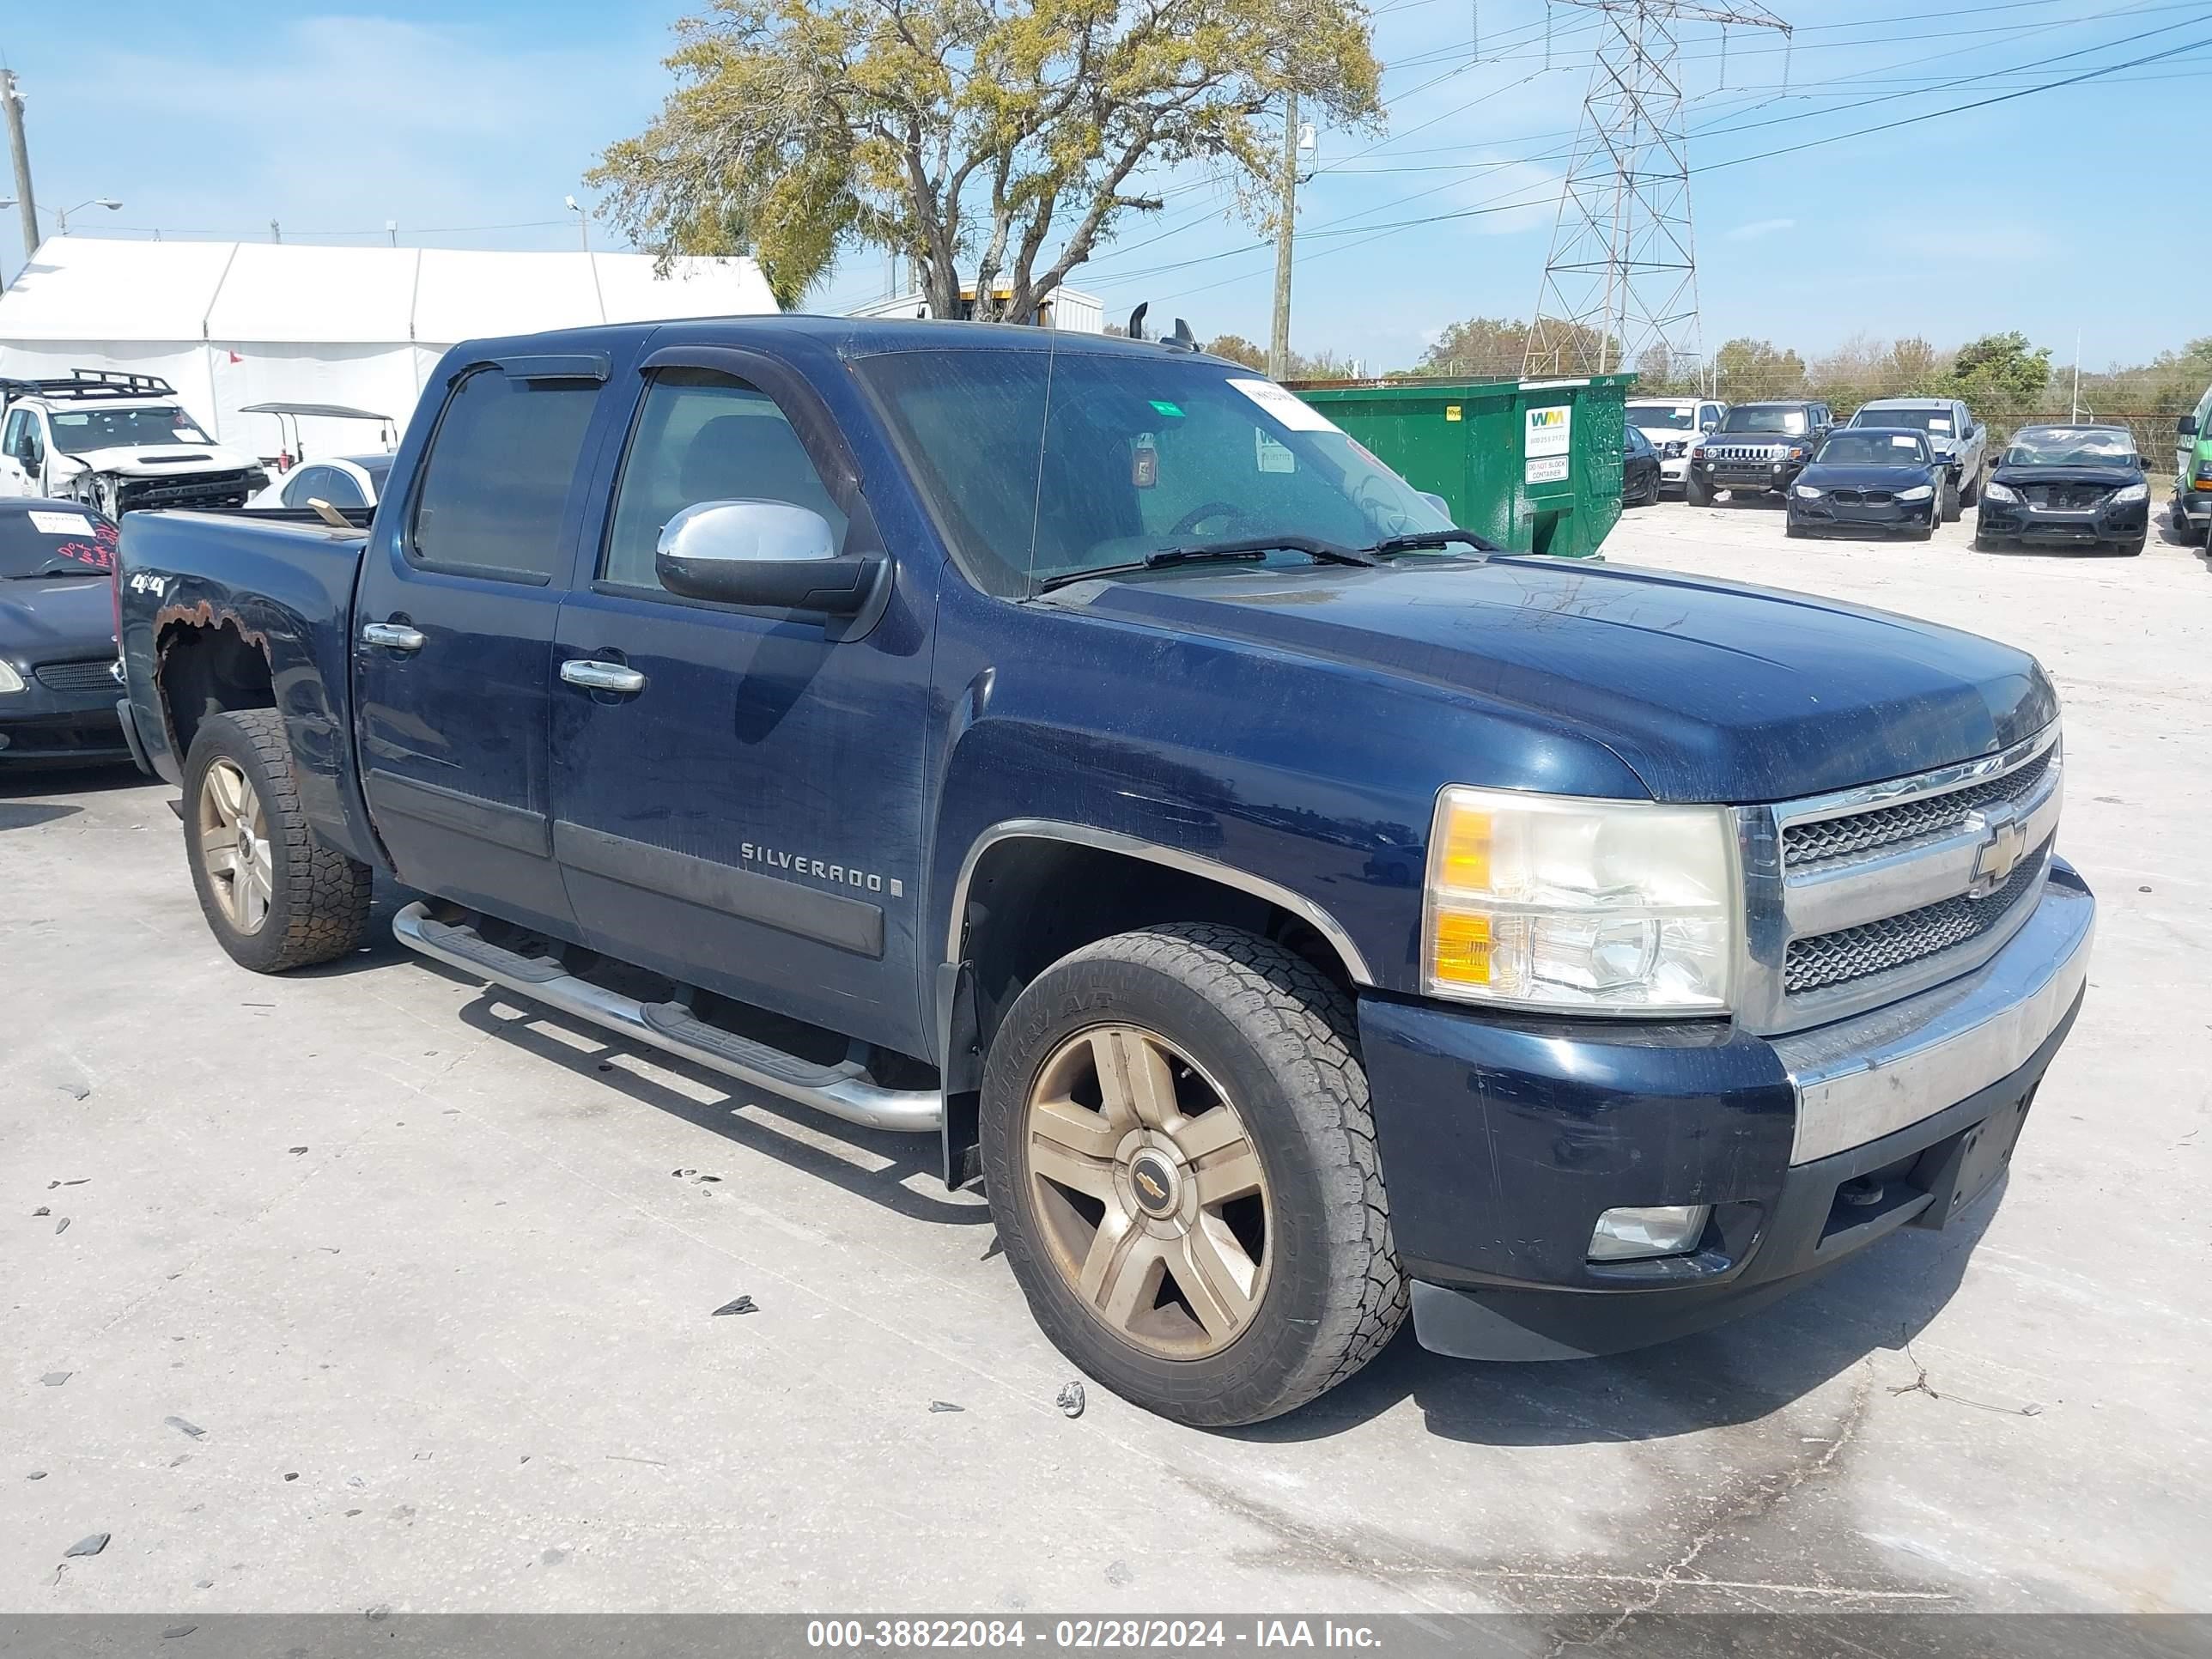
[1724,217,1797,243]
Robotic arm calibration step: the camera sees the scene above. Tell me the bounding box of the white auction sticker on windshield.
[27,510,97,535]
[1228,378,1340,433]
[1929,417,1953,432]
[1891,435,1919,448]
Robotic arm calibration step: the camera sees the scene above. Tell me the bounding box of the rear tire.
[979,924,1406,1428]
[183,708,374,974]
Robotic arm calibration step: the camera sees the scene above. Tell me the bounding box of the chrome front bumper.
[1772,862,2094,1164]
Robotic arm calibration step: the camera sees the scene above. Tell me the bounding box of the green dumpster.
[1291,373,1634,558]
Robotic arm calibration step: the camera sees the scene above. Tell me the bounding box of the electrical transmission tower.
[1522,0,1790,384]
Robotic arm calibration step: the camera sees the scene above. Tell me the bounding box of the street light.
[55,198,122,234]
[564,194,589,254]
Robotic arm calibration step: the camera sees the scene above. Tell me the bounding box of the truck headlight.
[0,661,25,695]
[1423,787,1736,1013]
[1897,484,1934,501]
[2112,482,2148,503]
[1981,480,2018,503]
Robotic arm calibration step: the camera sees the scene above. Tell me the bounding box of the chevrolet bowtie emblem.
[1965,802,2026,896]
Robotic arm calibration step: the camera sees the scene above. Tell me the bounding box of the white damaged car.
[1,372,268,517]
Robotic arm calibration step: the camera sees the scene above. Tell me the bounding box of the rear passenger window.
[410,368,598,582]
[600,369,847,593]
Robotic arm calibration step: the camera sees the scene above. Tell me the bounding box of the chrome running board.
[392,900,942,1134]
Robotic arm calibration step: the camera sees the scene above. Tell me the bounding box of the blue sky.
[3,0,2207,374]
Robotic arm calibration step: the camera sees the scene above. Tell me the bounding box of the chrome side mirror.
[654,500,883,615]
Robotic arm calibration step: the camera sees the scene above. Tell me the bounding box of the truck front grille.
[1783,745,2056,869]
[1706,445,1784,463]
[1734,726,2063,1034]
[114,470,258,511]
[1783,842,2050,995]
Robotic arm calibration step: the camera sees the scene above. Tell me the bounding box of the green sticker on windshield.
[1148,399,1185,417]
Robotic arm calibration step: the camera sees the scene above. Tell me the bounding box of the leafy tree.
[1203,333,1267,369]
[1945,331,2051,416]
[1713,337,1807,403]
[591,0,1382,321]
[1414,316,1528,380]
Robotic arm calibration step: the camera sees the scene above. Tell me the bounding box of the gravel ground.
[2,495,2207,1628]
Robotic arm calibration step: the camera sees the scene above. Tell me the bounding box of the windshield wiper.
[1035,534,1377,593]
[1365,527,1498,557]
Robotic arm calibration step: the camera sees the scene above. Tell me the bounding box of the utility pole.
[3,70,39,264]
[270,219,282,244]
[1525,0,1791,380]
[1268,90,1297,380]
[2069,329,2081,423]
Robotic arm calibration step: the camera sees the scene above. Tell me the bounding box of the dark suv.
[1687,402,1832,505]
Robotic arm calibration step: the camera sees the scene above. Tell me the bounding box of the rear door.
[352,351,610,939]
[545,347,935,1056]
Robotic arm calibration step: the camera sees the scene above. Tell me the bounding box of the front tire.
[1685,472,1713,507]
[979,925,1406,1428]
[183,708,373,973]
[1937,472,1959,523]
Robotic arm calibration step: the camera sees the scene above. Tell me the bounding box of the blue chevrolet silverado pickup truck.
[115,317,2094,1427]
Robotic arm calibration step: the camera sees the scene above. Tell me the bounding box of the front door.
[548,356,935,1058]
[353,356,605,939]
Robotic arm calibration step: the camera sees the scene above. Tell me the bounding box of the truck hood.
[0,574,115,663]
[1051,558,2056,804]
[64,443,259,476]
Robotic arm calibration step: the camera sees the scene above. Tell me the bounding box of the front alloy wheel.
[1024,1024,1271,1359]
[198,757,275,934]
[980,924,1407,1426]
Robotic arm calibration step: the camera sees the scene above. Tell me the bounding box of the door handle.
[360,622,426,653]
[560,659,646,695]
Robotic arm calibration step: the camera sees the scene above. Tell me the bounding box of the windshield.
[2001,428,2135,466]
[855,348,1452,594]
[49,404,216,453]
[1718,407,1807,435]
[1852,406,1954,436]
[1629,404,1698,431]
[1816,431,1929,467]
[0,505,119,577]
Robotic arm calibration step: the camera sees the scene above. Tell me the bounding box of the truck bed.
[116,507,381,866]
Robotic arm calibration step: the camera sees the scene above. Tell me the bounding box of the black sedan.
[0,498,131,767]
[1974,425,2151,556]
[1784,428,1941,540]
[1621,422,1662,507]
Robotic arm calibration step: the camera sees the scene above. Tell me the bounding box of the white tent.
[0,237,779,461]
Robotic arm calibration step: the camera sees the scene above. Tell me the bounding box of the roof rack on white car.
[0,368,179,404]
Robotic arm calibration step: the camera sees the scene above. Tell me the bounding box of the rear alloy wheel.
[183,708,373,973]
[981,925,1406,1427]
[198,757,275,936]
